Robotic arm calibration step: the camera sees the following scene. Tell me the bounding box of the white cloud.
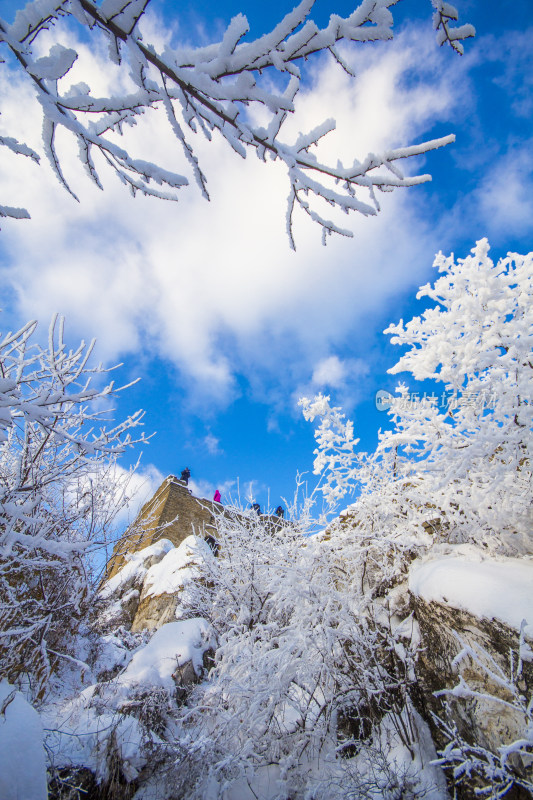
[312,356,346,388]
[204,431,222,456]
[475,142,533,238]
[312,355,368,389]
[110,461,165,532]
[293,354,371,417]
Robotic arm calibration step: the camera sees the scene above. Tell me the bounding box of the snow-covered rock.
[99,535,210,633]
[40,534,217,798]
[131,535,210,632]
[98,538,176,629]
[100,538,175,600]
[119,618,215,692]
[409,552,533,633]
[42,617,215,797]
[409,549,533,794]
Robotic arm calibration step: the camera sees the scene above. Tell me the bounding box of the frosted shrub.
[170,505,422,799]
[433,630,533,798]
[0,316,147,699]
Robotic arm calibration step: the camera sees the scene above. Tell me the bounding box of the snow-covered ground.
[0,680,48,800]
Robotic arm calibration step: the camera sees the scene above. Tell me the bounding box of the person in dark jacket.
[205,534,220,556]
[275,505,284,518]
[251,502,261,515]
[180,467,191,485]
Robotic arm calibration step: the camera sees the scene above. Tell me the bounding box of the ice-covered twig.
[431,1,475,55]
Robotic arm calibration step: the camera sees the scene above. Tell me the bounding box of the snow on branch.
[299,394,362,506]
[431,1,475,55]
[0,204,32,221]
[0,134,40,222]
[0,0,473,245]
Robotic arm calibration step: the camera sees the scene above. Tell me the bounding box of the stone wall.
[105,475,284,581]
[105,476,221,580]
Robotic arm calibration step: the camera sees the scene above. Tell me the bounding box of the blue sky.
[1,0,532,517]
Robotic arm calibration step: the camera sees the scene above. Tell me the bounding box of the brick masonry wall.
[105,476,214,579]
[105,475,286,581]
[105,476,245,580]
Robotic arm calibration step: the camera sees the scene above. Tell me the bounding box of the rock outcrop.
[130,536,210,632]
[408,551,533,799]
[99,535,209,632]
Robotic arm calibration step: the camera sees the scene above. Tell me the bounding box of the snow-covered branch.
[0,0,473,244]
[433,632,533,798]
[431,0,475,55]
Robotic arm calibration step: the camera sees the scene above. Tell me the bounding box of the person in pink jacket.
[213,489,221,503]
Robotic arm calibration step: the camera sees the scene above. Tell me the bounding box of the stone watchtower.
[105,475,223,581]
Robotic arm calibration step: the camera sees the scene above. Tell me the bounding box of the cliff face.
[327,505,533,799]
[103,476,285,633]
[105,475,282,582]
[414,599,531,743]
[100,534,209,634]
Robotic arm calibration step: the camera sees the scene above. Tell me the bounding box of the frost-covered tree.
[0,0,474,245]
[0,315,148,699]
[383,240,533,551]
[300,393,428,605]
[169,505,423,799]
[302,240,533,555]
